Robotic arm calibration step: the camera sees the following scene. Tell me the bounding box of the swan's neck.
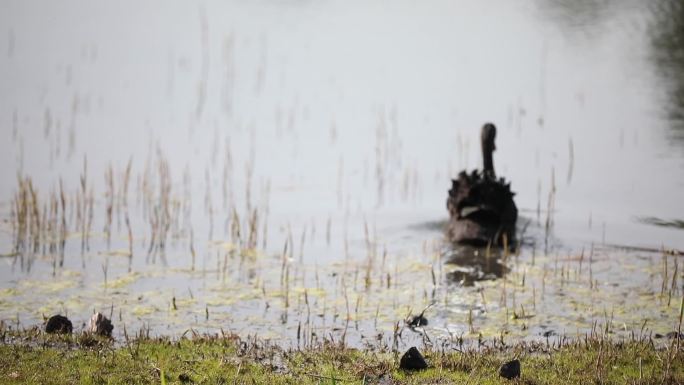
[482,142,495,179]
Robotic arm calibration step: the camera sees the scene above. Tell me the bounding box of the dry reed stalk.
[104,164,114,248]
[248,208,259,250]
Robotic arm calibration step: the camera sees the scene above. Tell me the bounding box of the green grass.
[0,330,682,384]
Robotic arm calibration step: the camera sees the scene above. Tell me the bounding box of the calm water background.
[0,0,683,346]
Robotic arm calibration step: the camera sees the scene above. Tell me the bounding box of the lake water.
[0,0,683,348]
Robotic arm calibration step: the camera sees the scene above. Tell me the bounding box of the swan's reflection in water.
[443,244,509,286]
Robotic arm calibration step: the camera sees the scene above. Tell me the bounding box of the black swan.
[446,123,517,246]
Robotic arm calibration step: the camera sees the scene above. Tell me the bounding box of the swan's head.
[481,123,497,152]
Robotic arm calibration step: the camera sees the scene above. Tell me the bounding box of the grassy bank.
[1,328,683,385]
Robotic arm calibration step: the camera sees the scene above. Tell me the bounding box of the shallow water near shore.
[0,0,683,348]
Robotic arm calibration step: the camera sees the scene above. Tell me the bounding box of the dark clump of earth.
[499,359,521,380]
[45,315,73,334]
[89,312,114,337]
[407,314,428,327]
[666,331,683,339]
[654,331,683,339]
[400,347,428,370]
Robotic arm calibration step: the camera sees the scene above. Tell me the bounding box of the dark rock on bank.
[499,359,520,380]
[45,314,73,334]
[400,347,428,370]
